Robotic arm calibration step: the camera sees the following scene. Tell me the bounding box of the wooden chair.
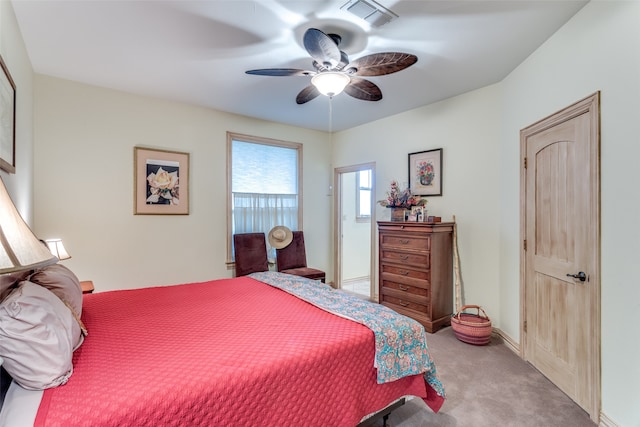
[233,233,268,277]
[276,231,325,282]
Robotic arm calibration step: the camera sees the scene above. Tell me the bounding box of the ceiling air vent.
[341,0,398,27]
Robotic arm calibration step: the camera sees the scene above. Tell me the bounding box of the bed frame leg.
[356,397,404,427]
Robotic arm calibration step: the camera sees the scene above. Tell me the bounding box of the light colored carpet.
[373,327,596,427]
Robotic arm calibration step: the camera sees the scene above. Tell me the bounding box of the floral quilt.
[249,271,445,398]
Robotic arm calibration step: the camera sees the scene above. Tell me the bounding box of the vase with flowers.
[378,180,427,221]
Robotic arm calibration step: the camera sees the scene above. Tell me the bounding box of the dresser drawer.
[381,271,430,290]
[380,249,430,268]
[381,264,430,281]
[381,294,430,314]
[381,279,430,298]
[380,233,430,251]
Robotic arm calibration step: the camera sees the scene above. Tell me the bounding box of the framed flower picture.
[0,55,16,174]
[134,147,189,215]
[408,148,442,196]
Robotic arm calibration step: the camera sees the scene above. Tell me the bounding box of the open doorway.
[334,163,376,300]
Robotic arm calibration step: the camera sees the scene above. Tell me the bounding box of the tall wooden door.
[520,93,600,422]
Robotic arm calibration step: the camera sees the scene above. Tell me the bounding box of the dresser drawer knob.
[400,239,410,244]
[399,285,409,291]
[399,270,409,276]
[399,300,410,307]
[399,255,409,260]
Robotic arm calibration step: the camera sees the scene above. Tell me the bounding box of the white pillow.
[0,281,81,390]
[0,270,30,302]
[28,264,82,317]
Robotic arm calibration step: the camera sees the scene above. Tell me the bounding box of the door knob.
[566,271,587,282]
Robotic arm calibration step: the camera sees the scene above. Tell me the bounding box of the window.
[227,132,302,262]
[356,169,371,222]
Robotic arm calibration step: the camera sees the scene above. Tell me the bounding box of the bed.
[0,269,444,426]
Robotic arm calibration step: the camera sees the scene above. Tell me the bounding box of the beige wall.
[332,1,640,425]
[333,84,503,325]
[32,75,333,290]
[0,0,34,220]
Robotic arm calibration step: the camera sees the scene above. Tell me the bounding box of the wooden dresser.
[377,221,454,333]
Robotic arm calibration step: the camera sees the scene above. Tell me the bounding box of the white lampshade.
[45,239,71,261]
[0,177,57,274]
[311,72,351,97]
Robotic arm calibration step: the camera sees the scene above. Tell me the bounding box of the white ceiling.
[12,0,588,132]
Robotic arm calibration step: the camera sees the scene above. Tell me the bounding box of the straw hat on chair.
[268,226,293,249]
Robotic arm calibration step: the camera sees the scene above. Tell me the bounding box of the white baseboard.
[492,327,520,354]
[599,412,620,427]
[341,276,370,285]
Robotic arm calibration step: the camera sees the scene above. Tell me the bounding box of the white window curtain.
[233,192,298,260]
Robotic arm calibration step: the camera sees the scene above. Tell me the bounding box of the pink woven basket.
[451,305,492,345]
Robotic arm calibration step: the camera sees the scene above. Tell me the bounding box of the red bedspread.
[35,277,437,426]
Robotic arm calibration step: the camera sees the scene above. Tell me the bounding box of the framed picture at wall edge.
[134,147,190,215]
[408,148,442,196]
[0,55,16,174]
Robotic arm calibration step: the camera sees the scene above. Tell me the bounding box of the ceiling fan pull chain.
[329,96,333,134]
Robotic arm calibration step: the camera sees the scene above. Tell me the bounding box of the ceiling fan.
[246,28,418,104]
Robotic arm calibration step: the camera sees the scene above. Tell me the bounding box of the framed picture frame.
[412,206,427,222]
[408,148,442,196]
[134,147,189,215]
[0,55,16,174]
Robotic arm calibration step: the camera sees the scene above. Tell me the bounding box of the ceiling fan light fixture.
[311,72,351,97]
[246,28,415,104]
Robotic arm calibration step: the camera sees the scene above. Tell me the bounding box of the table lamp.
[44,239,71,261]
[0,177,57,274]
